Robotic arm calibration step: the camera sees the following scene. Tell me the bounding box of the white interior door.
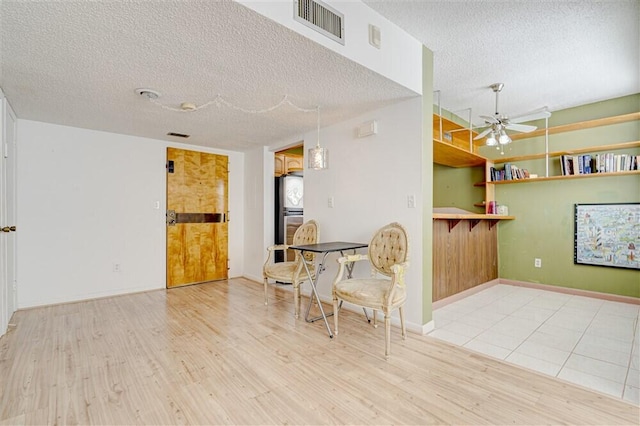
[0,93,17,335]
[5,100,17,317]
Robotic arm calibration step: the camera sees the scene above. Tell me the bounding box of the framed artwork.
[574,203,639,270]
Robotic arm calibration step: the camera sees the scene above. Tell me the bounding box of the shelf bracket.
[488,220,499,230]
[447,219,461,232]
[469,219,481,231]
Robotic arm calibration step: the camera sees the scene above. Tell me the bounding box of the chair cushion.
[334,278,406,308]
[264,262,315,283]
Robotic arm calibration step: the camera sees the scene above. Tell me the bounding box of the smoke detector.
[135,88,160,100]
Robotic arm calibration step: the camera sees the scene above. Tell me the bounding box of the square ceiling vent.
[294,0,344,45]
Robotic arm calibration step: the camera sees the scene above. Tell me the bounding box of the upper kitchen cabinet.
[284,155,303,173]
[274,152,304,176]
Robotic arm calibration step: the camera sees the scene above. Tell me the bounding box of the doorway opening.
[274,144,304,262]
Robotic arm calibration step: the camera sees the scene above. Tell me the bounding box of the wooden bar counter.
[432,208,514,302]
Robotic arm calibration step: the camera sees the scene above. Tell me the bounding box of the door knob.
[1,227,9,233]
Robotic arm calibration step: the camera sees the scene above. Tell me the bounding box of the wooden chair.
[332,222,409,359]
[263,220,319,318]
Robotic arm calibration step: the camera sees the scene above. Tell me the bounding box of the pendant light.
[308,106,328,170]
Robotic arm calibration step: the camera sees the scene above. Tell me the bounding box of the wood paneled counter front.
[433,208,514,302]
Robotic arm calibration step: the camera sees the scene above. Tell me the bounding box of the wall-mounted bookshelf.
[491,141,640,165]
[490,170,639,184]
[508,112,640,142]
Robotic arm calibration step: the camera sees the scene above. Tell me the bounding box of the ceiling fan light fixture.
[475,83,546,148]
[485,131,498,146]
[498,130,511,145]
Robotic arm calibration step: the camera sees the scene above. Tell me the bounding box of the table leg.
[302,251,334,338]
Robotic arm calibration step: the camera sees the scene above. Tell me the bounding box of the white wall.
[17,120,244,308]
[240,0,422,95]
[306,98,424,329]
[242,146,272,282]
[245,97,425,329]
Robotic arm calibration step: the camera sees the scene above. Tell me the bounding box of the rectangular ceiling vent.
[167,132,190,138]
[294,0,345,45]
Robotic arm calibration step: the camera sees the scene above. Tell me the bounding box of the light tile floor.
[428,284,640,405]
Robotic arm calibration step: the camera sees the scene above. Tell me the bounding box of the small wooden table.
[289,242,368,338]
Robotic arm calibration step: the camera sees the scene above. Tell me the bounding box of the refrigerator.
[275,173,304,262]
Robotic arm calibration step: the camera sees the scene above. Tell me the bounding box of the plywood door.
[167,148,228,288]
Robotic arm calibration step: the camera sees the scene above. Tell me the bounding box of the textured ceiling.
[1,1,638,150]
[0,1,415,151]
[363,0,640,126]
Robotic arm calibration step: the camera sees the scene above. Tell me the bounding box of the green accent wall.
[433,163,485,213]
[422,45,434,325]
[490,95,639,298]
[495,177,638,297]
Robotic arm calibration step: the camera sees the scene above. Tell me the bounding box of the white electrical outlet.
[534,258,542,268]
[328,197,334,208]
[113,263,121,272]
[407,195,416,208]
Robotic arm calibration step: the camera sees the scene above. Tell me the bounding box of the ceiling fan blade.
[474,127,493,140]
[510,108,551,124]
[479,115,499,124]
[505,123,537,133]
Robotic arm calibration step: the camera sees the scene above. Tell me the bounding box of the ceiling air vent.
[294,0,345,45]
[167,132,190,138]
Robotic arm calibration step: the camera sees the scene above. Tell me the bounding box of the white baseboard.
[419,320,435,335]
[242,274,263,284]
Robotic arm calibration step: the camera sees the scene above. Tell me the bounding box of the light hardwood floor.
[1,278,638,425]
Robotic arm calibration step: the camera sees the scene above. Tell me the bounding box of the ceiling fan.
[474,83,551,147]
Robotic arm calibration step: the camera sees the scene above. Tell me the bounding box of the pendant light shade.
[498,129,512,145]
[485,131,498,146]
[308,146,328,170]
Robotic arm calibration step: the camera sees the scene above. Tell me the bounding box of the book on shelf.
[561,155,574,175]
[575,155,583,174]
[504,162,512,180]
[490,163,531,181]
[583,154,592,174]
[560,153,638,175]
